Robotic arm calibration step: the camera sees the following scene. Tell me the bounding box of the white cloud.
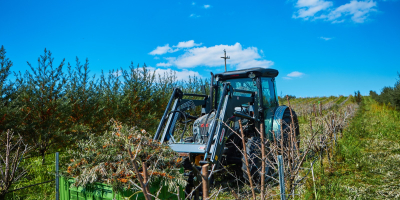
[287,71,305,77]
[319,36,332,40]
[292,0,378,23]
[204,4,211,9]
[190,13,200,18]
[153,56,160,60]
[149,40,203,56]
[111,70,123,77]
[327,0,377,23]
[293,0,333,19]
[173,40,202,48]
[147,67,203,81]
[149,44,175,55]
[154,42,274,70]
[156,62,172,67]
[332,19,345,23]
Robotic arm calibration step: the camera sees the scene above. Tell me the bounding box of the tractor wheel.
[280,108,300,149]
[241,136,272,184]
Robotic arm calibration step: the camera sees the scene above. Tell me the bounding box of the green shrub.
[354,91,362,105]
[370,73,400,110]
[63,120,186,193]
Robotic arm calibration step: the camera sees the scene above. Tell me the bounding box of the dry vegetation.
[201,95,359,199]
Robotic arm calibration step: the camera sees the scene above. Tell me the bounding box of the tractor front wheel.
[241,136,272,185]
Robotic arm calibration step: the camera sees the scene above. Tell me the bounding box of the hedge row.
[0,46,209,159]
[369,73,400,110]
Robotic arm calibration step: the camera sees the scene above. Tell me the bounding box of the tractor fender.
[265,105,298,141]
[265,105,300,143]
[272,106,288,140]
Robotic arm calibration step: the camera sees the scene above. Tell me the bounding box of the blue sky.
[1,0,399,97]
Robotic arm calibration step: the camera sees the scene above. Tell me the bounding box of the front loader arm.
[204,83,258,166]
[154,84,259,169]
[153,88,210,143]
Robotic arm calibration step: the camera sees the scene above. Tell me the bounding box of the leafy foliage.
[0,45,209,198]
[0,46,210,155]
[63,120,186,193]
[278,94,296,102]
[353,90,362,105]
[0,45,19,133]
[370,73,400,110]
[15,49,69,163]
[0,46,13,103]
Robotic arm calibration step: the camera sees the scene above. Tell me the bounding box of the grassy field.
[304,97,400,199]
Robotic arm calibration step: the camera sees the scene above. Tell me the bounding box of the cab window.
[218,77,277,108]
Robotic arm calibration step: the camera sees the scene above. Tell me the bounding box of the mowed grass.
[304,97,400,199]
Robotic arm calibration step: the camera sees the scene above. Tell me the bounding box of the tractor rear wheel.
[280,107,300,149]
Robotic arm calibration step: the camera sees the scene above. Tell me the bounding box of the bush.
[354,91,362,105]
[0,46,207,198]
[278,94,296,102]
[63,120,186,193]
[370,73,400,110]
[369,90,378,100]
[392,73,400,110]
[0,46,211,155]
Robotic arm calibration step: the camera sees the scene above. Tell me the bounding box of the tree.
[392,73,400,110]
[0,46,12,102]
[94,68,123,133]
[0,46,19,133]
[379,86,394,105]
[354,90,362,105]
[18,49,69,163]
[120,64,160,129]
[369,90,379,100]
[65,57,101,138]
[370,72,400,110]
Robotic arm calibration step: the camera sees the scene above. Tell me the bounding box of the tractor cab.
[214,68,279,110]
[213,68,280,139]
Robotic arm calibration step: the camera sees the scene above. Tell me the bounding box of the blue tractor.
[153,67,299,196]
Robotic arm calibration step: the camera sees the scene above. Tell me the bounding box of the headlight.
[215,76,220,81]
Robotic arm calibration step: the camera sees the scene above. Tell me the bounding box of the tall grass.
[5,153,59,200]
[303,97,400,199]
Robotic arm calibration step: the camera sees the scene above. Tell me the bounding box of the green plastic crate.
[59,176,185,200]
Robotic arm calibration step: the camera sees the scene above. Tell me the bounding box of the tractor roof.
[215,67,279,81]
